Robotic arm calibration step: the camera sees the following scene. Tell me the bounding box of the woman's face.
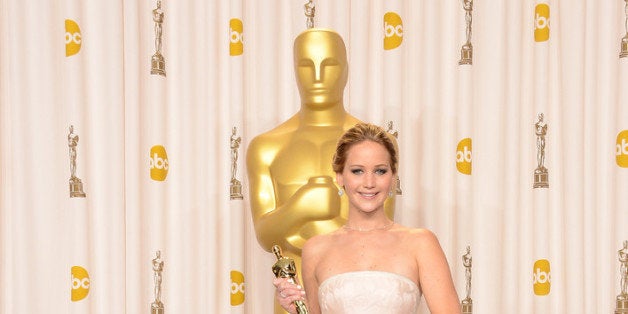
[336,140,393,215]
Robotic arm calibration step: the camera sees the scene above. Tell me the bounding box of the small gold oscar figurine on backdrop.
[151,251,165,314]
[461,246,473,314]
[68,125,86,198]
[230,127,243,200]
[272,245,309,314]
[616,241,628,314]
[620,0,628,58]
[459,0,473,65]
[385,121,402,195]
[533,113,549,188]
[151,0,166,76]
[304,0,315,29]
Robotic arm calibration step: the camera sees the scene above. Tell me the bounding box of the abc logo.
[533,259,551,296]
[65,19,82,57]
[149,145,169,181]
[616,130,628,168]
[71,266,90,301]
[229,19,244,56]
[534,4,550,42]
[230,270,245,306]
[456,138,472,175]
[384,12,403,50]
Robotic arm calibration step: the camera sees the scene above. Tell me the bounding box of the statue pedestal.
[616,297,628,314]
[461,298,472,314]
[69,177,86,198]
[151,301,164,314]
[533,168,548,188]
[151,53,166,76]
[230,179,243,200]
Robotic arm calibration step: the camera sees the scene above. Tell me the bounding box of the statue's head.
[293,29,348,107]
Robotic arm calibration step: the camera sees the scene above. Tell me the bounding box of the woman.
[274,123,460,313]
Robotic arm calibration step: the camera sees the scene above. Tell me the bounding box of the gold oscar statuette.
[246,28,396,314]
[621,0,628,58]
[385,121,402,195]
[459,0,473,65]
[617,241,628,314]
[533,113,549,188]
[272,245,308,314]
[68,125,86,198]
[151,251,164,314]
[151,0,166,76]
[304,0,315,29]
[461,246,473,314]
[230,127,243,200]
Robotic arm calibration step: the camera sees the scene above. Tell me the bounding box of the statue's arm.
[246,138,340,253]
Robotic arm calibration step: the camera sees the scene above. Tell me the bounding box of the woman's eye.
[375,169,388,175]
[351,169,363,174]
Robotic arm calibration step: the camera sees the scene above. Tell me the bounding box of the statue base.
[230,179,243,200]
[533,168,548,188]
[69,177,86,198]
[461,298,472,314]
[617,297,628,314]
[151,53,166,76]
[151,301,164,314]
[459,44,473,65]
[620,36,628,58]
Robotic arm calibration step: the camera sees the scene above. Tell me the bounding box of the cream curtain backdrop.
[1,0,627,313]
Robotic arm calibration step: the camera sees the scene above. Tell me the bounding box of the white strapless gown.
[318,271,421,314]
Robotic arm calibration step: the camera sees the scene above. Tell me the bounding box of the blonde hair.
[332,123,398,174]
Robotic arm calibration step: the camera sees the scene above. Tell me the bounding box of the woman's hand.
[273,277,306,314]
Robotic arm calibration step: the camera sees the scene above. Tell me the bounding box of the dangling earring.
[338,189,344,196]
[388,190,394,197]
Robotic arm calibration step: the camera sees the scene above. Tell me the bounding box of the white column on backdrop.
[381,4,406,274]
[456,56,474,311]
[229,1,246,313]
[554,1,585,313]
[382,0,403,188]
[73,0,127,310]
[129,0,169,311]
[618,30,628,310]
[242,0,276,311]
[0,1,72,312]
[62,1,91,313]
[532,1,551,312]
[591,0,622,308]
[122,0,144,312]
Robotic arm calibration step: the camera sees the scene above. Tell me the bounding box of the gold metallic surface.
[68,125,86,198]
[618,241,628,313]
[461,246,473,314]
[246,28,395,260]
[151,0,166,76]
[533,113,548,188]
[272,245,309,314]
[459,0,473,65]
[304,0,315,29]
[151,251,164,314]
[230,127,243,200]
[622,0,628,58]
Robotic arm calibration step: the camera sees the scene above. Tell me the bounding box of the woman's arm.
[415,229,461,314]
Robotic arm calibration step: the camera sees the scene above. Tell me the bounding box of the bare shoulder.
[396,226,439,244]
[392,226,444,257]
[302,231,335,260]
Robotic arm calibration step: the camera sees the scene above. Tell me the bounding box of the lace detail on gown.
[318,271,421,314]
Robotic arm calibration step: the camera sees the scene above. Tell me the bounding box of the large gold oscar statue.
[246,28,395,313]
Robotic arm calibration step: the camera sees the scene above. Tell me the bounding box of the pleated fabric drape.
[1,0,627,313]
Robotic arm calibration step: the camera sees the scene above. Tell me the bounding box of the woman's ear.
[336,172,343,188]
